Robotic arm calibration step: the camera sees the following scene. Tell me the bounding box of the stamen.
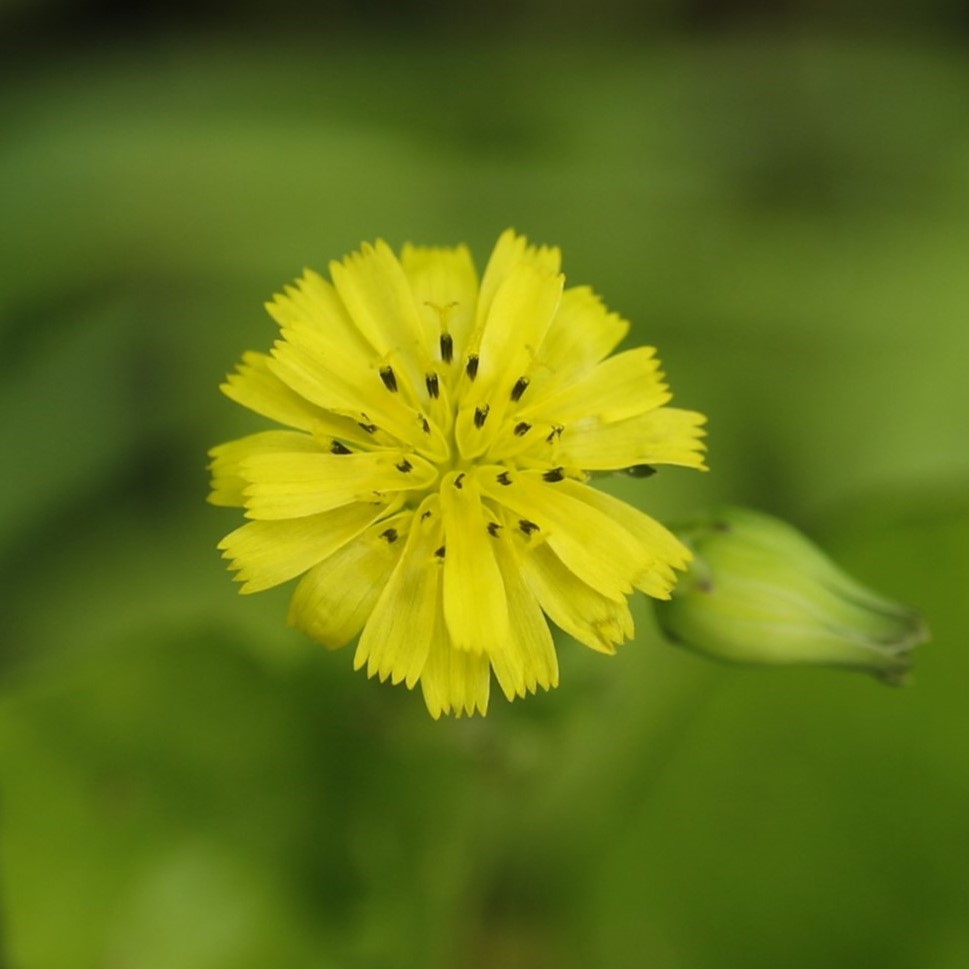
[330,440,352,455]
[542,467,565,482]
[379,366,398,393]
[425,372,440,399]
[396,459,413,473]
[440,332,454,364]
[496,471,512,486]
[473,404,490,429]
[510,376,530,402]
[466,354,479,381]
[419,415,431,434]
[421,509,432,521]
[487,522,502,537]
[626,464,657,478]
[545,424,564,444]
[514,421,532,437]
[454,473,466,489]
[358,420,377,434]
[425,301,458,365]
[379,527,399,543]
[434,545,447,559]
[518,519,540,536]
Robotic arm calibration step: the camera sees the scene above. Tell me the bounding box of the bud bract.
[654,507,928,683]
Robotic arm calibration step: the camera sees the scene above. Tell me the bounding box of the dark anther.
[434,545,447,559]
[518,519,540,536]
[514,421,531,437]
[396,459,413,473]
[545,424,564,444]
[379,366,398,393]
[496,471,512,486]
[440,333,454,364]
[358,421,377,434]
[379,527,399,543]
[421,509,432,521]
[542,467,565,482]
[487,522,502,537]
[473,404,490,429]
[330,440,352,455]
[425,373,440,399]
[466,354,479,380]
[625,464,657,478]
[419,415,431,434]
[510,376,530,402]
[454,473,465,489]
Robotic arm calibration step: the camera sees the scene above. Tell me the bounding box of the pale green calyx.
[654,506,928,684]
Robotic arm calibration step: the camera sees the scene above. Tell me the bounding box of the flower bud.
[654,507,928,683]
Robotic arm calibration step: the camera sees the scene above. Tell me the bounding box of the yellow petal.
[241,450,438,520]
[354,496,442,687]
[519,347,670,425]
[288,512,410,649]
[490,529,559,697]
[505,285,629,414]
[474,228,561,335]
[476,466,645,602]
[207,430,319,507]
[475,261,564,395]
[558,407,708,472]
[269,322,445,456]
[439,471,509,653]
[454,262,564,459]
[218,501,392,594]
[555,479,693,600]
[267,329,378,413]
[419,603,491,718]
[330,240,431,386]
[221,351,322,431]
[539,285,629,379]
[516,539,634,654]
[221,351,374,444]
[400,243,479,380]
[265,269,374,365]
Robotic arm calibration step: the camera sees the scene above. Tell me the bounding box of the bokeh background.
[2,0,968,966]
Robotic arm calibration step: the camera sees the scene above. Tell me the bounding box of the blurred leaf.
[586,495,969,969]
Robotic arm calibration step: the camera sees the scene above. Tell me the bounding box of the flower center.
[327,331,562,522]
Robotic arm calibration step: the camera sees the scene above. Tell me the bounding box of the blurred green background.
[2,0,968,966]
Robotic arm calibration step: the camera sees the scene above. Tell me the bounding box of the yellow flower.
[209,230,707,717]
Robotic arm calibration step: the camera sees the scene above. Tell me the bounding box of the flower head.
[654,506,928,683]
[209,230,706,716]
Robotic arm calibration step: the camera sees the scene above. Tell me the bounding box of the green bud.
[654,507,928,684]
